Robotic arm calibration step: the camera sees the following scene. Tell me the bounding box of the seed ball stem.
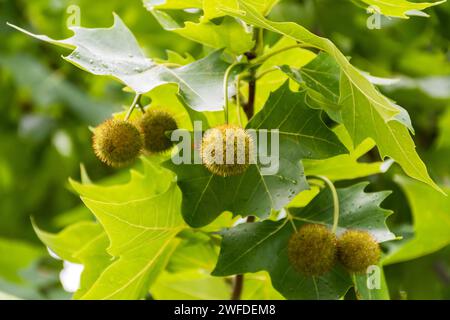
[139,110,178,153]
[201,124,254,177]
[337,230,381,274]
[308,175,340,233]
[288,223,337,276]
[92,119,143,167]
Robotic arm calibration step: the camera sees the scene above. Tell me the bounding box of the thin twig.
[124,94,142,121]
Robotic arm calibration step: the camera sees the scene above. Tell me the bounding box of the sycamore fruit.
[92,119,142,167]
[139,110,178,153]
[337,230,381,273]
[201,124,254,177]
[288,224,337,276]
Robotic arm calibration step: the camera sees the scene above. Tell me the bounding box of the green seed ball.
[338,230,381,274]
[201,124,254,177]
[139,110,178,153]
[92,119,143,167]
[288,224,337,276]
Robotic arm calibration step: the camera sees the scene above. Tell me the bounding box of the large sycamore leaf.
[33,221,112,299]
[165,83,346,227]
[383,176,450,265]
[8,15,232,112]
[356,0,446,19]
[221,1,441,193]
[283,53,413,132]
[339,75,441,192]
[150,10,254,55]
[69,158,185,299]
[283,53,421,185]
[213,182,395,299]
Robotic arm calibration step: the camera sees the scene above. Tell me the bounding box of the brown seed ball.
[288,224,337,276]
[139,110,178,153]
[92,119,142,167]
[337,230,381,274]
[201,124,254,177]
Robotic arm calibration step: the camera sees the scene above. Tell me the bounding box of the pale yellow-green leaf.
[359,0,446,19]
[152,270,230,300]
[33,221,112,299]
[70,158,186,299]
[203,0,279,20]
[383,176,450,265]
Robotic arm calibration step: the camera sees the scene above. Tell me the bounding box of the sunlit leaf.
[69,158,185,299]
[383,176,450,265]
[9,15,235,112]
[356,0,446,19]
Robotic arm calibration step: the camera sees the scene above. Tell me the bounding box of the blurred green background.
[0,0,449,299]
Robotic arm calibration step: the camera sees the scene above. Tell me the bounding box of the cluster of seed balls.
[93,111,255,177]
[288,224,381,276]
[92,110,178,167]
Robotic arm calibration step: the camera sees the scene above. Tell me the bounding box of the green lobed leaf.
[69,158,185,299]
[33,221,104,263]
[165,82,346,227]
[212,216,350,300]
[72,231,111,299]
[221,1,441,193]
[212,182,395,299]
[9,15,235,112]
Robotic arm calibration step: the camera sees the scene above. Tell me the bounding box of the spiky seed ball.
[288,224,337,276]
[139,110,178,153]
[92,119,142,167]
[201,124,254,177]
[337,230,381,274]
